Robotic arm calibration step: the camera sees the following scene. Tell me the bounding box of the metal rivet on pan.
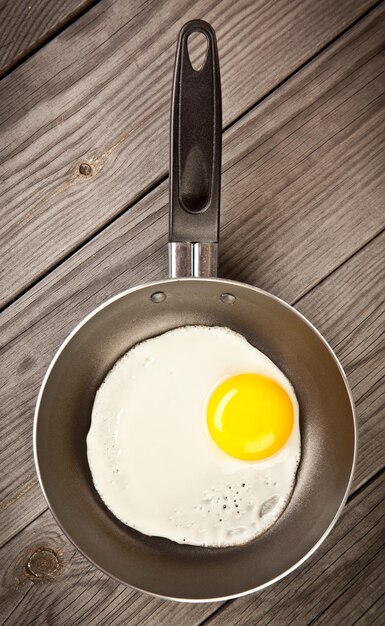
[220,293,236,304]
[150,291,167,303]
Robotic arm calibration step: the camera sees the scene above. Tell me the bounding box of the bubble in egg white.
[87,325,301,547]
[259,496,280,518]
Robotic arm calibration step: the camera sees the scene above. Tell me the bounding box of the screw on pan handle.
[169,20,222,277]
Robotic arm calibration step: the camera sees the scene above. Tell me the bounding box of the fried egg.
[87,326,300,547]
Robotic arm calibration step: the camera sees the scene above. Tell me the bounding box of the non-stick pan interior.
[35,278,355,600]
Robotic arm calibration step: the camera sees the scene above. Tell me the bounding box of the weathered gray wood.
[0,508,216,626]
[0,0,99,77]
[296,240,385,493]
[203,471,385,626]
[0,228,383,553]
[1,7,385,547]
[0,0,378,307]
[0,466,383,625]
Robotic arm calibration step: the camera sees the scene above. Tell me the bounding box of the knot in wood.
[78,162,94,177]
[26,547,60,578]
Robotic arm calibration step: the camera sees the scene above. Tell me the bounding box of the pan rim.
[33,277,357,602]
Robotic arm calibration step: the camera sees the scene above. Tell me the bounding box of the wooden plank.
[202,471,385,626]
[0,465,383,625]
[0,231,383,553]
[0,0,378,307]
[296,239,385,493]
[0,0,99,77]
[1,7,385,547]
[0,509,216,626]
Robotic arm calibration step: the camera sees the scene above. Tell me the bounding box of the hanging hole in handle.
[187,31,208,71]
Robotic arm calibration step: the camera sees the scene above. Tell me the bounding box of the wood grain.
[1,467,383,625]
[0,0,378,307]
[1,7,385,547]
[0,508,214,626]
[0,226,383,552]
[204,471,385,626]
[296,239,385,493]
[0,0,99,77]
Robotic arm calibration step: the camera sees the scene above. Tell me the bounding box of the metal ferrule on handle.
[169,242,218,278]
[169,20,222,278]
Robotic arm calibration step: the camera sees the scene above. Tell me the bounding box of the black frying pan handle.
[169,20,222,247]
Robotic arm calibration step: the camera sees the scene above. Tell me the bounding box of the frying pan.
[34,20,356,602]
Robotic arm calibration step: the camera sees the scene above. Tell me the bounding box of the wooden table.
[1,0,384,623]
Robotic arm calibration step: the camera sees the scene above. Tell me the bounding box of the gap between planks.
[3,221,384,572]
[0,0,103,79]
[0,0,383,315]
[199,471,385,625]
[0,4,377,624]
[1,463,384,625]
[0,0,380,309]
[1,221,382,554]
[1,5,385,547]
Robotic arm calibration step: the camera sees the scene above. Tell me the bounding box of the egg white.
[87,326,301,547]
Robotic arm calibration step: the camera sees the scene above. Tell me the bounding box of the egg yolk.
[206,373,294,461]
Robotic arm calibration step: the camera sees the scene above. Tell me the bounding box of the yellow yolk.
[207,373,294,461]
